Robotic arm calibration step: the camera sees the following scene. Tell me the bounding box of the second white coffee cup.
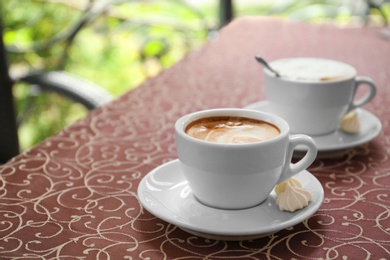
[264,58,377,136]
[175,108,317,210]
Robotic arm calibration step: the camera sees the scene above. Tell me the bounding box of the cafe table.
[1,17,390,259]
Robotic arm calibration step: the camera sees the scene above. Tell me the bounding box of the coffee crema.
[270,58,356,82]
[185,116,280,144]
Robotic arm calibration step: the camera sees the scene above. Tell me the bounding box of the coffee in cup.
[175,108,317,210]
[264,57,377,136]
[185,116,280,144]
[269,57,356,82]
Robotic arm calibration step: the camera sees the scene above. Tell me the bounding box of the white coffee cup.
[174,108,317,210]
[264,58,377,136]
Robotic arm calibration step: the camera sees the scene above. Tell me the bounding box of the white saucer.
[245,101,382,153]
[137,159,324,241]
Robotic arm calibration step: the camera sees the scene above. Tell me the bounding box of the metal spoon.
[255,56,280,77]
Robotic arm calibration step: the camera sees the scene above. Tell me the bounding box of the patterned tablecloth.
[1,17,390,259]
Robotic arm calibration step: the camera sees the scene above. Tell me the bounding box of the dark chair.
[0,19,111,164]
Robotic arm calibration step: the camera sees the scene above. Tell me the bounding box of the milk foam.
[270,58,356,82]
[186,117,280,144]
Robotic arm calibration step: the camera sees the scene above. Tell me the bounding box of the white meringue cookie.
[340,109,360,134]
[274,178,302,196]
[276,181,312,212]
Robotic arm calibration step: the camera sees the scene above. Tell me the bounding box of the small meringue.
[274,178,302,196]
[340,109,360,134]
[276,180,312,212]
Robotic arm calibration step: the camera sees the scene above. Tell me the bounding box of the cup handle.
[348,76,377,111]
[277,134,317,184]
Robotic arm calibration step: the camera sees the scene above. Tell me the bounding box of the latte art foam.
[270,58,356,82]
[185,117,280,144]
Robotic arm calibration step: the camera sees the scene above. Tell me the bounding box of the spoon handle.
[255,56,280,77]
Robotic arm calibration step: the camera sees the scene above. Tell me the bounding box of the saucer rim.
[244,100,382,152]
[137,159,324,238]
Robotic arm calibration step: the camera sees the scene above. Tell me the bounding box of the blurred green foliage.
[3,0,211,91]
[2,0,212,150]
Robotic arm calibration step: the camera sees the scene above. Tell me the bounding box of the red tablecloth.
[1,17,390,259]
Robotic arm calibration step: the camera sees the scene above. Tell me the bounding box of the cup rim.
[264,57,357,83]
[175,108,289,146]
